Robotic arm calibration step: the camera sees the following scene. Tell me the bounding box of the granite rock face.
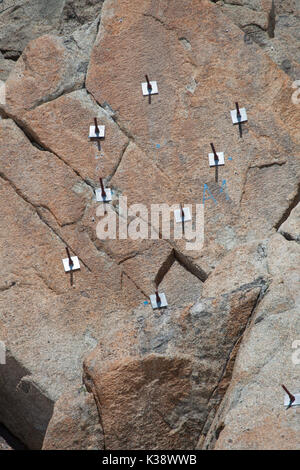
[0,0,103,93]
[213,0,300,80]
[42,386,104,450]
[4,22,99,116]
[0,0,104,55]
[0,0,299,450]
[279,202,300,242]
[0,51,14,81]
[203,231,300,450]
[82,259,263,449]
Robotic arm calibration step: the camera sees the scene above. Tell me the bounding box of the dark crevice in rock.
[0,281,16,293]
[243,23,267,33]
[85,90,139,167]
[154,251,176,287]
[215,421,225,440]
[0,356,54,449]
[280,231,293,241]
[211,1,258,12]
[63,2,85,26]
[250,161,286,170]
[0,422,27,450]
[278,231,300,244]
[0,152,84,233]
[2,112,96,194]
[229,277,269,298]
[82,17,101,88]
[179,37,192,51]
[174,250,208,283]
[110,113,135,142]
[26,85,86,112]
[154,248,208,288]
[107,139,130,183]
[267,0,276,38]
[199,279,269,448]
[86,91,159,176]
[34,211,92,273]
[122,271,148,299]
[0,49,21,61]
[59,0,104,37]
[82,365,106,450]
[0,171,60,226]
[117,253,139,265]
[143,13,175,32]
[89,95,172,189]
[2,67,89,114]
[33,268,65,295]
[240,161,286,207]
[84,224,147,296]
[274,183,300,230]
[0,2,25,15]
[0,173,91,273]
[212,0,299,80]
[0,119,89,232]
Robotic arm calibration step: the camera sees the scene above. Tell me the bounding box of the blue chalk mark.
[220,179,230,200]
[156,144,161,149]
[203,184,217,205]
[144,301,149,305]
[228,157,232,161]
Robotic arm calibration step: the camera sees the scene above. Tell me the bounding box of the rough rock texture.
[0,117,144,448]
[0,0,103,92]
[0,0,104,55]
[59,0,105,37]
[42,386,104,450]
[279,201,300,242]
[0,0,299,450]
[83,277,263,449]
[85,0,299,275]
[4,21,99,115]
[0,51,14,81]
[213,0,300,79]
[202,231,300,450]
